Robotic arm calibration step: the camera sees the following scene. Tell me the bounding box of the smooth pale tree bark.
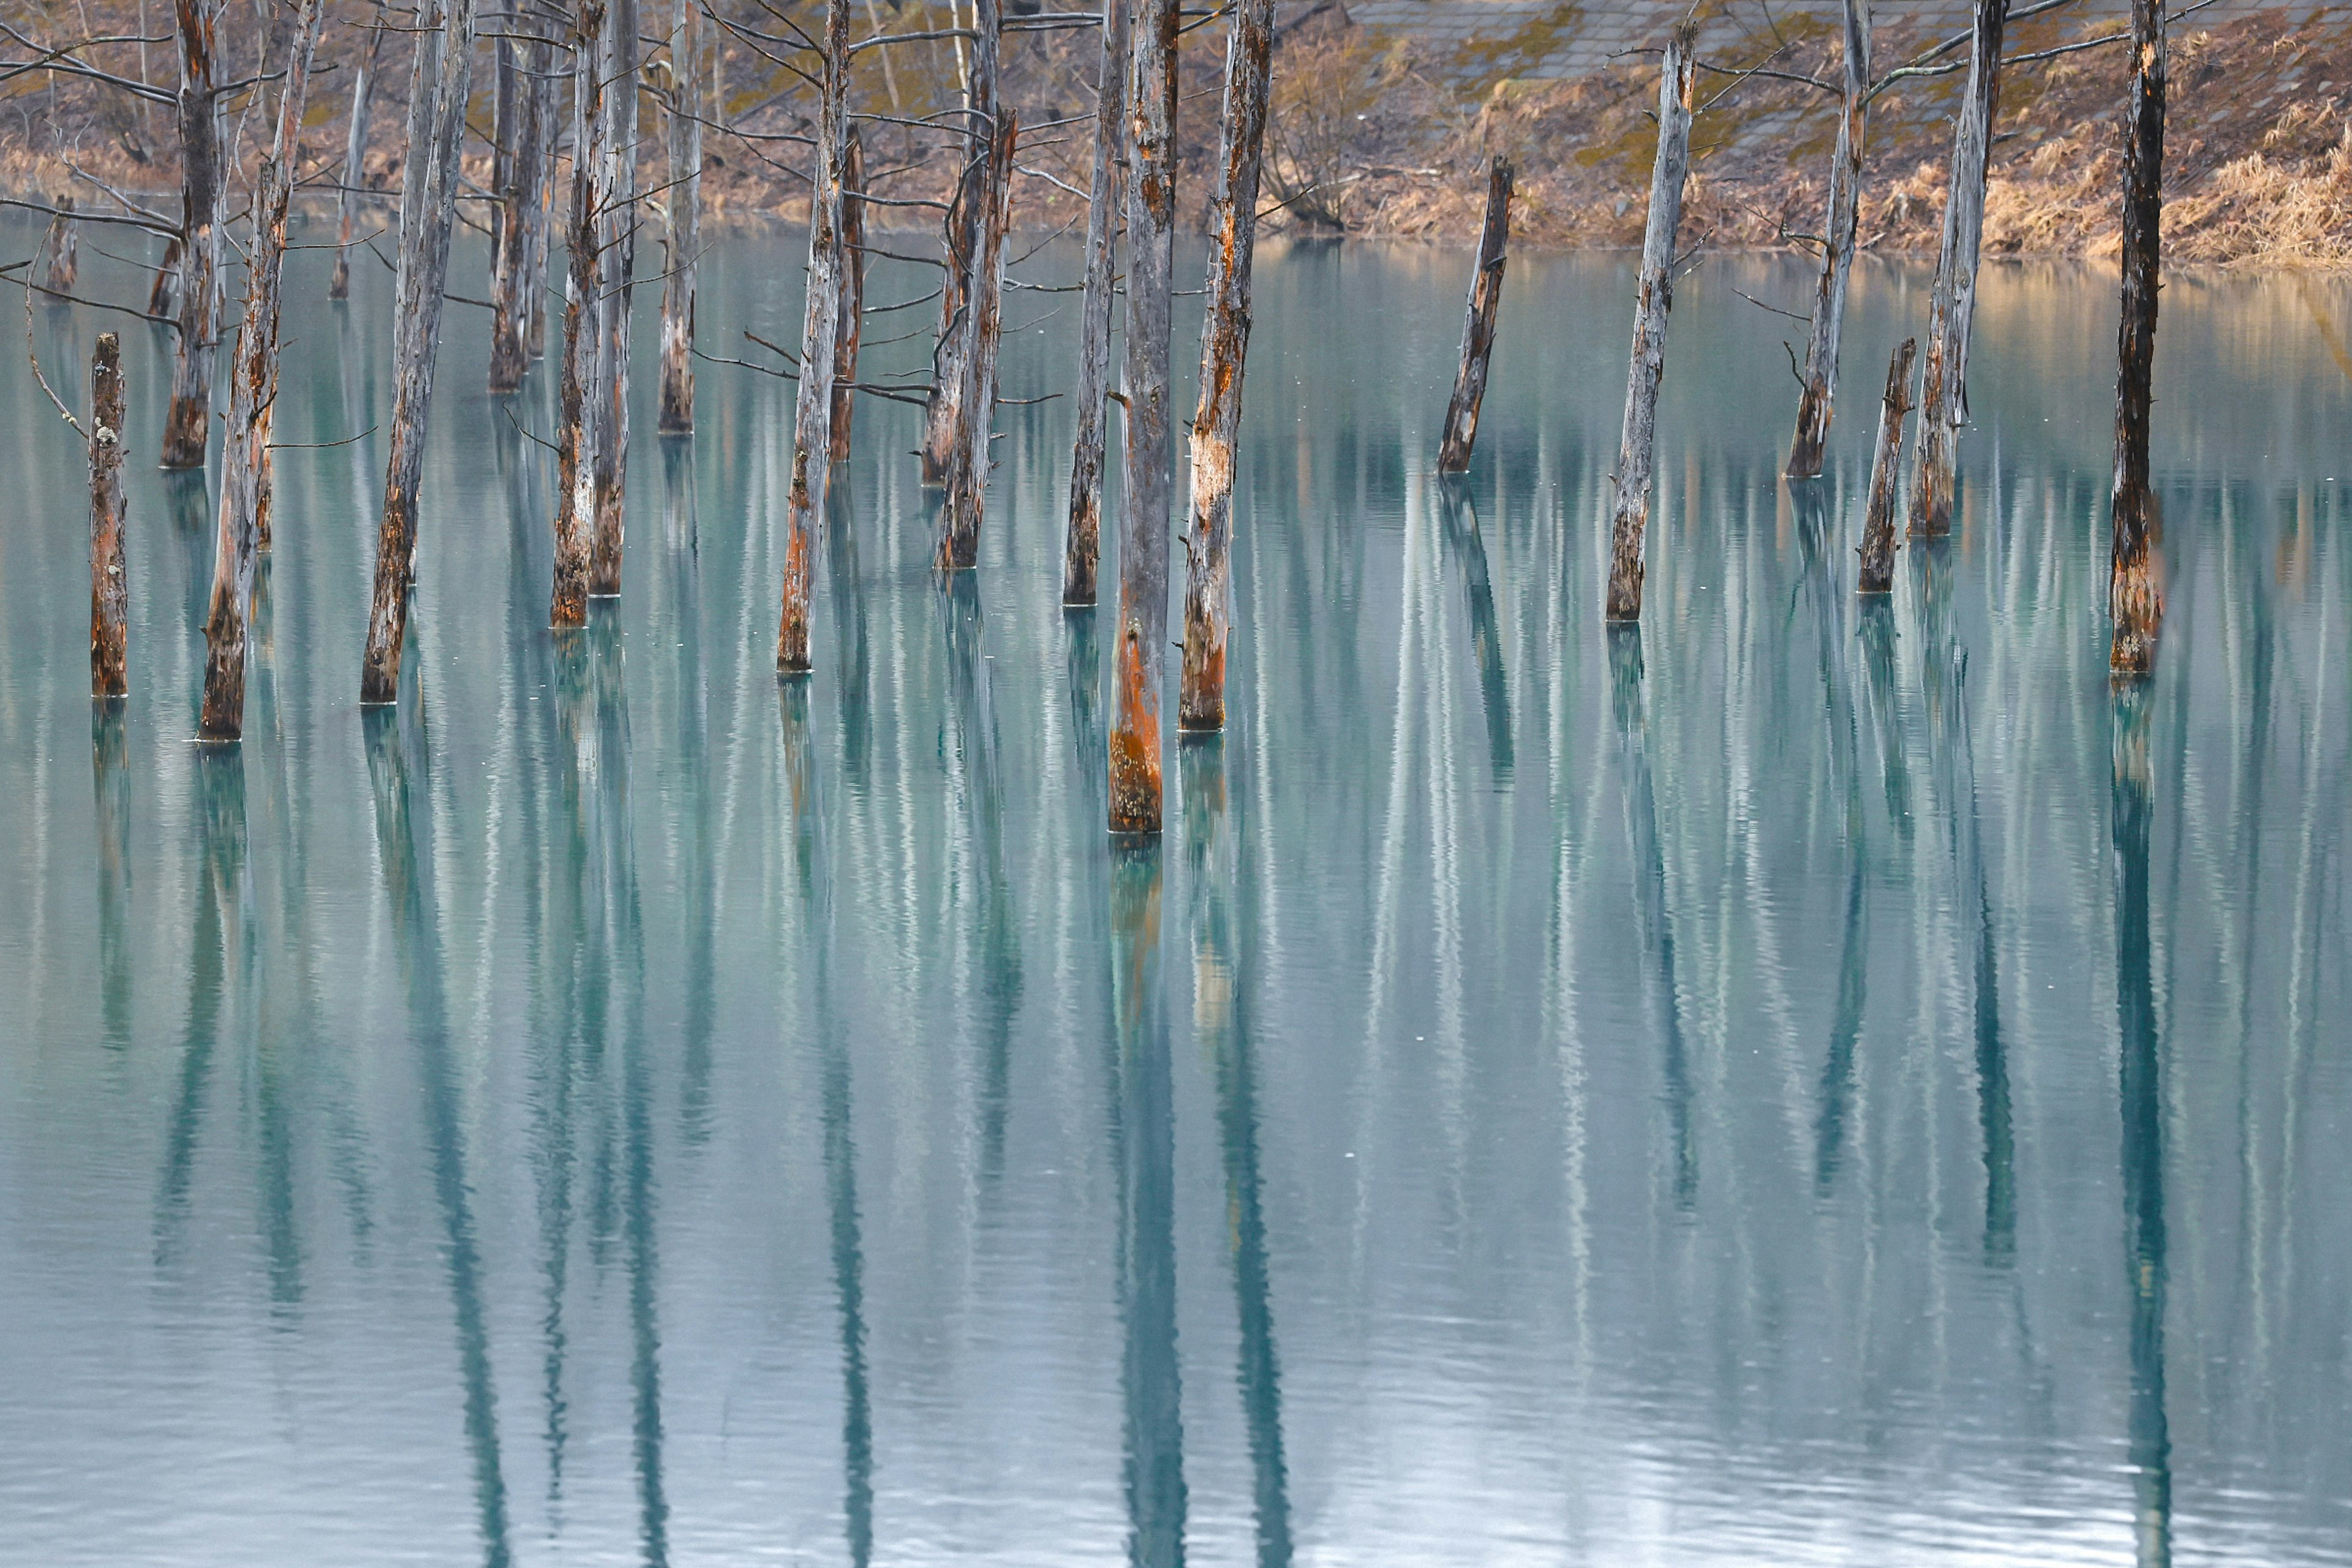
[2109,0,2166,675]
[657,0,703,432]
[1110,0,1179,832]
[198,0,323,741]
[1177,0,1277,731]
[830,126,865,462]
[358,0,478,705]
[1909,0,2009,536]
[489,1,552,390]
[1061,0,1128,606]
[938,111,1017,571]
[1435,158,1511,475]
[919,0,1000,488]
[89,333,128,698]
[1603,23,1695,624]
[331,2,388,301]
[589,0,641,597]
[160,0,225,469]
[1786,0,1869,479]
[777,0,851,673]
[1856,336,1916,595]
[552,0,611,628]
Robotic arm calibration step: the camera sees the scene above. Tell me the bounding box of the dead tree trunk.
[331,2,388,301]
[589,0,641,597]
[938,111,1017,572]
[2109,0,2165,675]
[489,2,552,391]
[919,0,1000,488]
[40,196,80,292]
[199,0,323,741]
[1435,158,1512,476]
[89,333,128,699]
[1785,0,1869,480]
[1908,0,2008,537]
[657,0,703,432]
[1061,0,1129,606]
[149,234,184,320]
[1110,0,1178,832]
[776,0,851,673]
[1856,336,1916,595]
[1603,23,1695,624]
[551,0,611,628]
[358,0,478,705]
[160,0,225,470]
[1177,0,1277,731]
[829,125,866,462]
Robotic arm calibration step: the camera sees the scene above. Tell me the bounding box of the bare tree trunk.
[938,111,1017,571]
[524,42,559,363]
[149,233,184,320]
[657,0,703,432]
[41,196,80,292]
[1176,0,1276,731]
[1603,23,1695,624]
[551,0,611,628]
[1785,0,1869,480]
[89,333,128,698]
[1856,336,1915,595]
[161,0,225,470]
[1909,0,2008,537]
[919,0,1000,488]
[199,0,323,741]
[1061,0,1128,606]
[776,0,851,673]
[589,0,641,597]
[829,124,865,462]
[2109,0,2165,675]
[1110,0,1178,833]
[489,2,552,390]
[357,0,478,705]
[331,2,388,301]
[1435,158,1511,476]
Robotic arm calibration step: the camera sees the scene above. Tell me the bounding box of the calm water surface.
[1,216,2348,1565]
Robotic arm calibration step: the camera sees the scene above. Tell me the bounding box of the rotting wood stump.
[89,334,127,699]
[1856,336,1917,595]
[1436,158,1512,477]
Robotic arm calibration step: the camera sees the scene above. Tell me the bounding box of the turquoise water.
[1,214,2348,1564]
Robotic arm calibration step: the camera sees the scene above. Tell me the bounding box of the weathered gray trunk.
[331,2,388,301]
[589,0,641,597]
[830,126,866,462]
[1176,0,1277,731]
[1061,0,1129,606]
[1785,0,1869,479]
[938,111,1017,571]
[1435,158,1512,475]
[522,34,559,364]
[1603,24,1695,624]
[358,0,478,704]
[657,0,703,432]
[40,196,79,292]
[777,0,851,672]
[1855,336,1916,595]
[489,2,552,391]
[199,0,323,740]
[1908,0,2009,536]
[919,0,1001,488]
[551,0,611,628]
[89,333,128,698]
[1110,0,1179,832]
[161,0,224,469]
[2109,0,2165,674]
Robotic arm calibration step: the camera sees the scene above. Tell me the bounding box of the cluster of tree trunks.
[88,334,127,699]
[1435,159,1512,476]
[160,0,224,470]
[1856,337,1917,595]
[777,0,852,673]
[1785,0,1870,480]
[657,0,706,433]
[1061,0,1130,606]
[921,0,1003,489]
[2108,0,2166,674]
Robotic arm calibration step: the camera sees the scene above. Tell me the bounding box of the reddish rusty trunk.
[89,333,128,699]
[919,0,1001,489]
[2109,0,2166,675]
[160,0,225,470]
[829,127,866,463]
[657,0,704,432]
[777,0,851,671]
[551,0,609,630]
[1785,0,1869,480]
[1061,0,1129,606]
[1435,159,1512,476]
[1856,337,1916,595]
[938,112,1018,572]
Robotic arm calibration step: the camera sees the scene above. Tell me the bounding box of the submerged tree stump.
[1786,0,1870,480]
[2109,0,2166,676]
[161,0,225,470]
[657,0,704,433]
[551,0,610,630]
[89,334,128,699]
[1177,0,1278,731]
[1061,0,1129,606]
[1856,337,1917,595]
[1435,159,1512,477]
[40,195,79,293]
[830,127,867,463]
[777,0,851,673]
[1604,23,1696,624]
[938,112,1018,572]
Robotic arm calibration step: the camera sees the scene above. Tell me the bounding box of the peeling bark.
[489,1,553,391]
[938,111,1017,572]
[589,0,641,597]
[198,0,323,741]
[919,0,1000,489]
[1786,0,1869,480]
[89,333,128,699]
[551,0,610,629]
[2109,0,2165,675]
[657,0,703,432]
[1061,0,1128,606]
[777,0,851,673]
[331,2,388,302]
[1177,0,1276,731]
[1604,24,1695,624]
[1436,157,1511,476]
[829,126,865,462]
[1909,0,2009,537]
[160,0,225,470]
[1855,336,1916,595]
[1110,0,1178,832]
[358,0,478,704]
